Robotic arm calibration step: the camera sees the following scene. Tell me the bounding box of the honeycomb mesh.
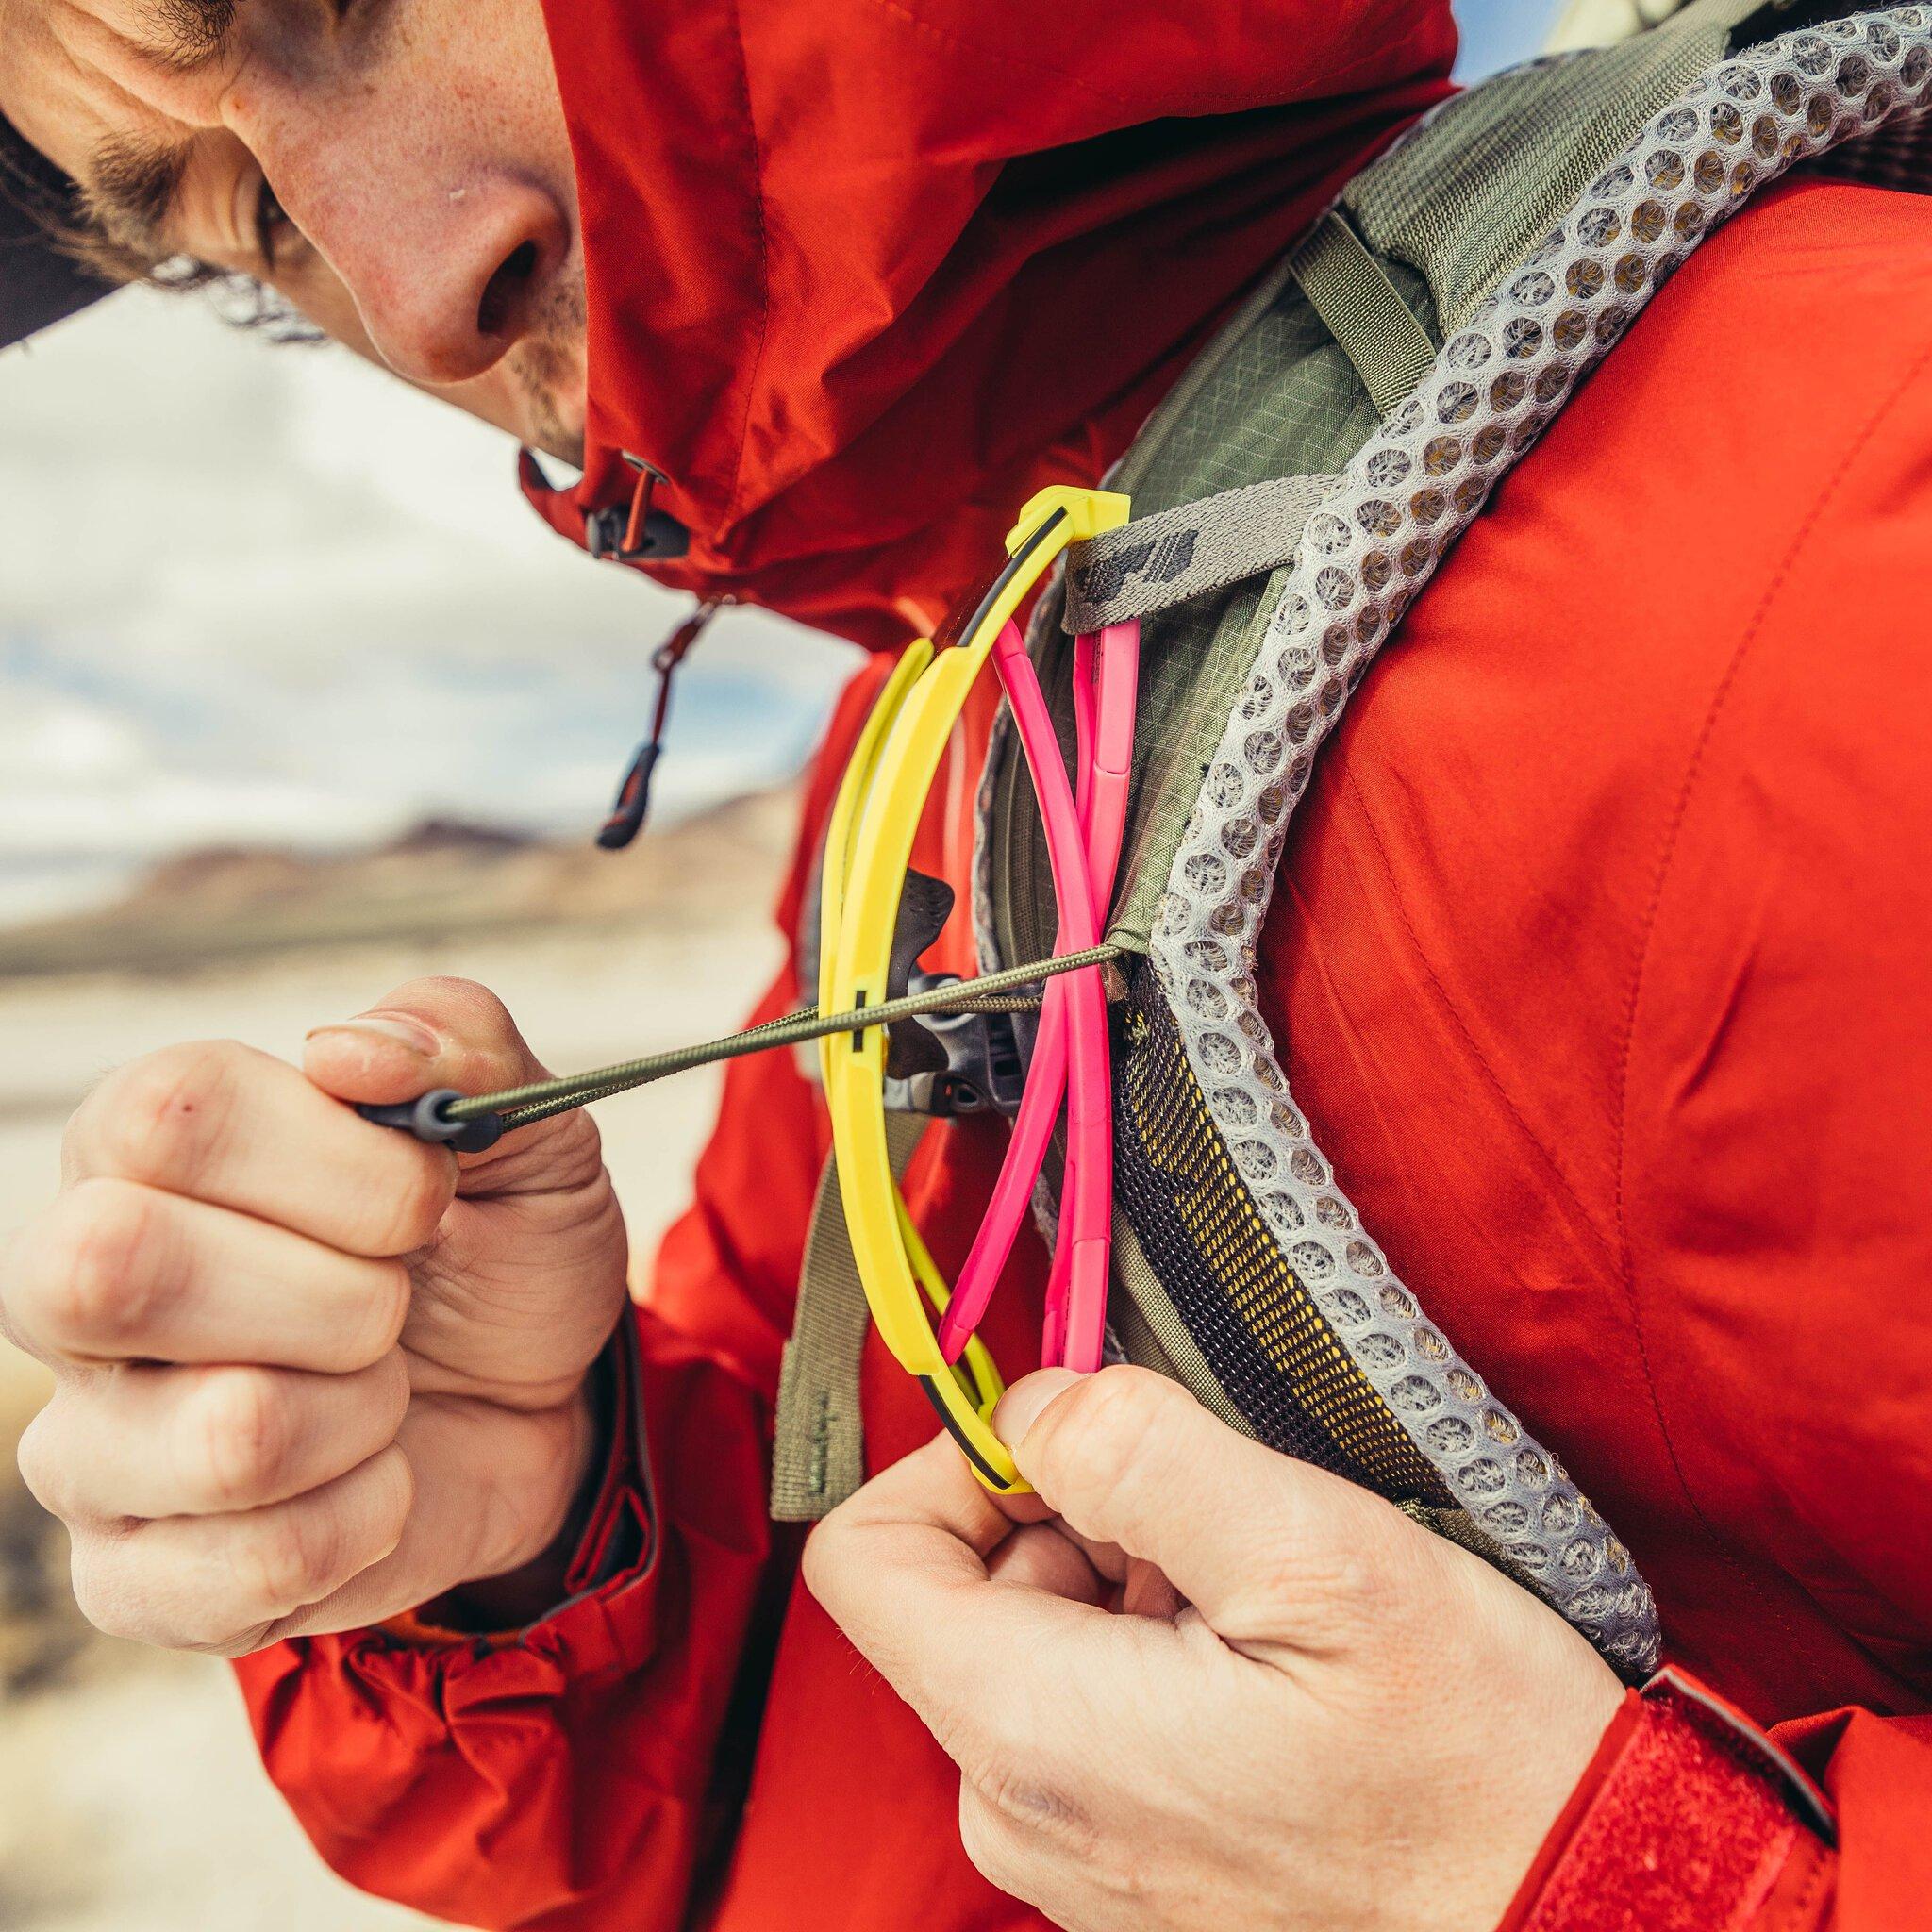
[1145,10,1932,1673]
[1346,1,1757,336]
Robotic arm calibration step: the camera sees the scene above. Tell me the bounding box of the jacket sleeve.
[1494,1674,1932,1932]
[1498,281,1932,1930]
[228,662,897,1930]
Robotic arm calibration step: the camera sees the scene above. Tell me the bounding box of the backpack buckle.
[883,972,1028,1119]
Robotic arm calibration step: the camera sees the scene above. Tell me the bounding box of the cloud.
[0,288,858,917]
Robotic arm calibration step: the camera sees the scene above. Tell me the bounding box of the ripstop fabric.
[517,0,1457,646]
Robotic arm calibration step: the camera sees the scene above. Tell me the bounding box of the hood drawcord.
[586,453,692,563]
[597,595,725,850]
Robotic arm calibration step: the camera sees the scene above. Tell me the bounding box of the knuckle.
[67,1535,151,1646]
[364,1346,413,1437]
[233,1507,337,1618]
[89,1041,245,1188]
[971,1751,1096,1854]
[378,1441,416,1527]
[1035,1365,1170,1498]
[189,1369,290,1511]
[366,1156,454,1258]
[799,1513,848,1606]
[66,1541,124,1640]
[375,1443,416,1541]
[957,1790,1032,1898]
[1289,1506,1409,1630]
[37,1179,166,1353]
[15,1403,73,1521]
[70,1527,260,1656]
[343,1260,412,1367]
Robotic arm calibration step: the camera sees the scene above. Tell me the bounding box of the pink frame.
[938,619,1141,1374]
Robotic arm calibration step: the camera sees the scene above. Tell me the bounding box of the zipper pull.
[597,596,724,850]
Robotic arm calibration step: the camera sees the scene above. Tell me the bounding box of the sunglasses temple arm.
[940,625,1094,1360]
[1043,631,1106,1361]
[946,625,1113,1362]
[1000,625,1110,1369]
[1042,623,1142,1360]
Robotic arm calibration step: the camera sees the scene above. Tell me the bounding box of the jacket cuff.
[382,1312,657,1650]
[1496,1668,1836,1932]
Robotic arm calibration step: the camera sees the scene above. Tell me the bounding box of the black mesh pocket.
[1112,963,1455,1509]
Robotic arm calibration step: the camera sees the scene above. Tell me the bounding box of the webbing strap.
[771,1114,925,1521]
[1062,470,1340,635]
[1058,214,1433,636]
[1287,210,1438,420]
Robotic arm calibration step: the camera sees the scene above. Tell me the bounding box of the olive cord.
[446,942,1124,1133]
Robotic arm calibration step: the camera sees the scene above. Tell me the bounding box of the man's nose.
[312,175,571,388]
[240,86,574,390]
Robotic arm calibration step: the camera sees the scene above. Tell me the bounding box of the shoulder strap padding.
[1347,0,1782,337]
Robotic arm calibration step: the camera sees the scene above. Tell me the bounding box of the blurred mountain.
[0,788,797,979]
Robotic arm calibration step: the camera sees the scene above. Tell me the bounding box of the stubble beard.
[510,264,590,468]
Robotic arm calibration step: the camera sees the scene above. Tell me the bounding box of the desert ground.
[0,795,793,1929]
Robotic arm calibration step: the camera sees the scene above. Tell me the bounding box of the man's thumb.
[303,976,550,1112]
[994,1364,1375,1639]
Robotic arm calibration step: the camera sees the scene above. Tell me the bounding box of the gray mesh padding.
[1147,10,1932,1671]
[1347,0,1774,335]
[980,261,1435,969]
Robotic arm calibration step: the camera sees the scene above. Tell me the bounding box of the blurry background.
[0,4,1639,1925]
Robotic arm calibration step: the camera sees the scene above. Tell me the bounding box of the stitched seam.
[1610,331,1932,1549]
[1785,1840,1833,1932]
[723,0,776,525]
[1345,772,1623,1272]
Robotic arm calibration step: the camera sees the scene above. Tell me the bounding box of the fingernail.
[991,1368,1083,1450]
[306,1013,439,1058]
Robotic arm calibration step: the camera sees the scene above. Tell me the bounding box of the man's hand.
[806,1366,1624,1932]
[1,978,629,1656]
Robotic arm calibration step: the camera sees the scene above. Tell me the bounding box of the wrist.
[413,1363,611,1635]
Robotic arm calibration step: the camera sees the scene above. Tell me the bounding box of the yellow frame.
[817,486,1130,1491]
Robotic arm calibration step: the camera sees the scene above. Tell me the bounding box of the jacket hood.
[529,0,1457,644]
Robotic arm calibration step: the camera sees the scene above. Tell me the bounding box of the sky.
[0,3,1562,926]
[0,295,859,921]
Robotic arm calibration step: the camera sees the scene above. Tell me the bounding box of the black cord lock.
[355,1089,507,1154]
[586,455,691,563]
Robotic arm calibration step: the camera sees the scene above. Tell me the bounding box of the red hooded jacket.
[234,4,1932,1927]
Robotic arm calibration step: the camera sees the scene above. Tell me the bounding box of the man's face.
[0,0,588,463]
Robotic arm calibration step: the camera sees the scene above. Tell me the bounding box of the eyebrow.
[83,130,194,258]
[133,0,240,72]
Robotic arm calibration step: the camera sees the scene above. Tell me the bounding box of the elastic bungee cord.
[357,941,1121,1150]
